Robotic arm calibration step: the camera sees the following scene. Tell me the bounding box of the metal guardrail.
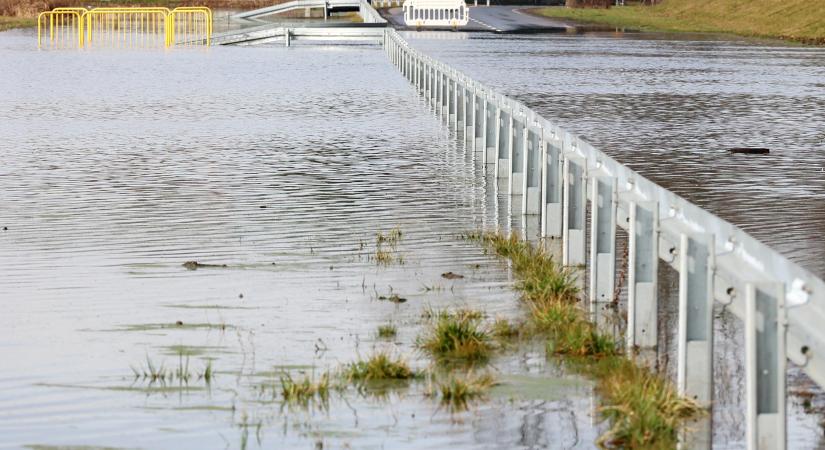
[383,28,825,450]
[37,7,212,49]
[213,0,385,45]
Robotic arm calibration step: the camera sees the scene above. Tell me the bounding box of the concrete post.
[627,201,659,353]
[541,136,563,238]
[677,233,714,449]
[746,282,787,450]
[589,176,617,332]
[562,155,587,267]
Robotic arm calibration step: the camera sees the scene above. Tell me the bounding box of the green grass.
[0,16,35,31]
[530,0,825,44]
[470,231,702,448]
[592,357,704,449]
[344,352,414,382]
[419,309,492,364]
[377,323,397,338]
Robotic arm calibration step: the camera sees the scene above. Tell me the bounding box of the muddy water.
[404,31,825,449]
[1,25,824,450]
[0,28,602,449]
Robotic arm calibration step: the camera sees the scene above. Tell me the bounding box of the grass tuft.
[344,352,414,382]
[279,372,330,404]
[419,309,492,364]
[377,323,397,338]
[469,230,703,447]
[593,358,704,449]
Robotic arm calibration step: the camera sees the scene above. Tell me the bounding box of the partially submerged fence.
[37,6,212,49]
[383,28,825,450]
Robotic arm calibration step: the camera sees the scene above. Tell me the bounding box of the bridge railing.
[384,28,824,450]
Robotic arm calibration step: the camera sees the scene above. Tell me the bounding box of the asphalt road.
[383,5,572,33]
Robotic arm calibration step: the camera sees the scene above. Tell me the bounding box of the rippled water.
[406,31,825,278]
[1,25,824,449]
[0,28,605,449]
[404,30,825,449]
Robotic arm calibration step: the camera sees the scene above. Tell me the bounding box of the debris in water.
[441,272,464,280]
[378,294,407,303]
[182,261,228,270]
[729,147,769,154]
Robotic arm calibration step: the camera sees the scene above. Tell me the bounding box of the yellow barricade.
[168,7,213,46]
[84,7,171,49]
[37,6,212,49]
[37,9,84,48]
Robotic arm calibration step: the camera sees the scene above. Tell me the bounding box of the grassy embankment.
[531,0,825,45]
[468,232,703,449]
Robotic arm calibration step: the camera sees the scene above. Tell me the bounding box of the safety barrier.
[402,0,469,28]
[384,28,825,450]
[37,8,84,48]
[37,6,212,49]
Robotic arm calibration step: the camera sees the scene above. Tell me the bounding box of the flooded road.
[0,28,601,449]
[405,31,825,279]
[1,25,824,449]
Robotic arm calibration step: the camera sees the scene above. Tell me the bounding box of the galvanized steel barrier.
[384,28,825,450]
[37,6,212,49]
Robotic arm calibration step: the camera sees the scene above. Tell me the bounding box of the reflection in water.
[0,28,601,449]
[0,25,823,448]
[405,31,825,449]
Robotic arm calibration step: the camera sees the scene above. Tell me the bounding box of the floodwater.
[0,27,599,449]
[405,31,825,278]
[0,24,824,450]
[404,30,825,448]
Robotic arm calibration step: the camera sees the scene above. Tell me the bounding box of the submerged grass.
[377,323,397,338]
[374,226,404,265]
[279,372,330,404]
[419,309,492,364]
[469,231,703,448]
[429,372,496,412]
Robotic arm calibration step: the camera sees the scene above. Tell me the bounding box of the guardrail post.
[285,27,290,46]
[746,282,787,450]
[481,99,489,164]
[435,69,441,115]
[627,201,659,355]
[677,232,714,449]
[522,126,541,215]
[463,87,469,143]
[453,79,460,133]
[589,175,617,332]
[469,89,476,148]
[562,154,587,267]
[541,134,563,238]
[510,114,527,196]
[453,80,464,133]
[496,108,508,178]
[486,103,496,166]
